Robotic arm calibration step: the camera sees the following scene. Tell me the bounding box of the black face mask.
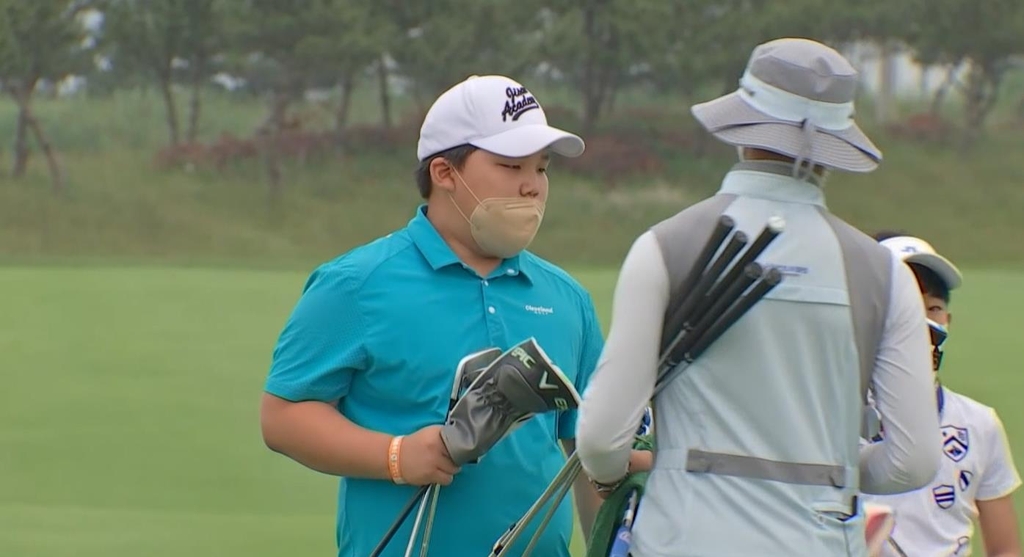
[928,318,948,371]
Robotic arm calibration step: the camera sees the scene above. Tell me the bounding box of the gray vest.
[633,162,893,557]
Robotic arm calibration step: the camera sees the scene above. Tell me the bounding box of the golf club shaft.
[370,486,429,557]
[659,230,748,368]
[495,458,583,557]
[417,484,442,557]
[701,219,784,307]
[488,457,583,557]
[520,459,582,557]
[687,268,783,360]
[662,215,735,339]
[681,230,750,329]
[664,263,762,367]
[403,489,431,557]
[656,269,782,391]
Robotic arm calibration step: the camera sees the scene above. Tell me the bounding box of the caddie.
[575,38,943,556]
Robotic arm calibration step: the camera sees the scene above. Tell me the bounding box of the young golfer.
[862,232,1022,557]
[260,74,634,556]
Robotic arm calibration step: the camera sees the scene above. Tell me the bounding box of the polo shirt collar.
[718,161,828,208]
[406,205,532,281]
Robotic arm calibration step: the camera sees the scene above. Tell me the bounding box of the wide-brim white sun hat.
[692,38,881,173]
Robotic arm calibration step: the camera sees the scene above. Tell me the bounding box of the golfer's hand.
[629,450,654,474]
[400,425,461,486]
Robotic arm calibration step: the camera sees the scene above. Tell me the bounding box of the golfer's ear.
[430,158,457,194]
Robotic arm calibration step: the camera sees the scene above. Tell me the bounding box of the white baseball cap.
[879,236,962,290]
[416,75,585,161]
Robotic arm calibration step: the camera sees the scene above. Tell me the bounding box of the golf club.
[369,347,502,557]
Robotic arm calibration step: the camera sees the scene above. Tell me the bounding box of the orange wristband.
[388,436,406,485]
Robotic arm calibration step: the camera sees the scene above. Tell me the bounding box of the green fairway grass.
[1,266,1021,556]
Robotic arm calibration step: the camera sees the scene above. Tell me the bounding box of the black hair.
[872,229,951,303]
[871,229,909,242]
[909,263,951,304]
[414,144,479,199]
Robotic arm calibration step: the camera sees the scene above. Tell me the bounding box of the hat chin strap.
[791,119,819,182]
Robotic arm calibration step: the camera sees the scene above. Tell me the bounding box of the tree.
[383,0,546,117]
[540,0,675,133]
[897,0,1024,147]
[225,0,388,207]
[180,0,225,143]
[100,0,189,147]
[0,0,92,194]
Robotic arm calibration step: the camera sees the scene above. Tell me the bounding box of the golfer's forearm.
[260,393,392,479]
[573,474,602,544]
[859,262,941,494]
[577,231,667,483]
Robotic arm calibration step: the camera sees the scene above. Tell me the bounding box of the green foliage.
[381,0,546,99]
[0,0,92,86]
[224,0,386,94]
[899,0,1024,68]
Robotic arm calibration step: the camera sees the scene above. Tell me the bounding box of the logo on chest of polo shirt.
[933,484,956,509]
[941,425,970,462]
[525,304,554,316]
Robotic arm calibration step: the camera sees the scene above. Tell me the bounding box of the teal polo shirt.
[265,205,605,557]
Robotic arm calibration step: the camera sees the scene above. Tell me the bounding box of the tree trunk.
[10,79,37,178]
[259,89,290,213]
[186,56,206,143]
[158,72,181,146]
[960,63,1002,152]
[377,54,392,129]
[929,63,959,117]
[580,2,599,134]
[874,42,897,124]
[12,101,30,178]
[25,109,64,195]
[334,71,355,154]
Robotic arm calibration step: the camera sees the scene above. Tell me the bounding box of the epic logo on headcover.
[510,346,536,368]
[502,86,540,122]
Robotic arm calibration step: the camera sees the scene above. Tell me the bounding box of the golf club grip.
[666,263,762,366]
[687,268,783,361]
[369,485,429,557]
[662,215,735,343]
[659,230,749,366]
[684,230,750,329]
[702,220,783,304]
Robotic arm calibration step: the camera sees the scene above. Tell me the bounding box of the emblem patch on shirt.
[933,484,956,509]
[941,425,969,462]
[958,470,973,492]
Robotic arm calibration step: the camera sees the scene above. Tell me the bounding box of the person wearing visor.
[863,233,1022,557]
[260,74,614,556]
[574,38,941,556]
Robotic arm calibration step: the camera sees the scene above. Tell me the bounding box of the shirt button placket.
[482,277,503,346]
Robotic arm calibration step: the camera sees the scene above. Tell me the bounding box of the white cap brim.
[904,252,963,291]
[471,124,585,158]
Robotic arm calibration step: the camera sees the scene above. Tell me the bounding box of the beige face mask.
[447,166,545,259]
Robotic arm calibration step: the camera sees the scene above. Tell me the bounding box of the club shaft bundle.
[488,214,785,557]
